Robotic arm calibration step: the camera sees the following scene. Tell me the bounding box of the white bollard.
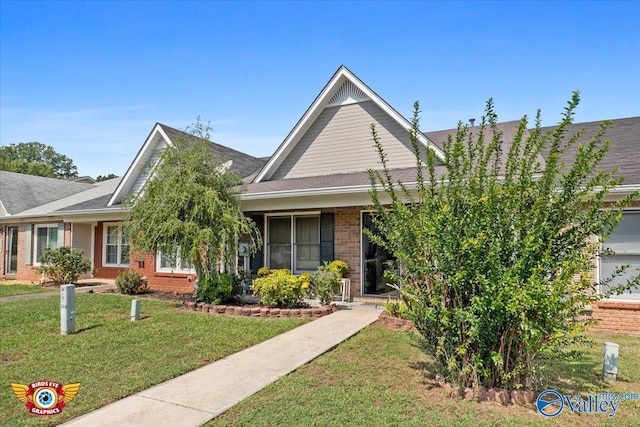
[60,284,75,335]
[602,341,619,383]
[130,299,140,321]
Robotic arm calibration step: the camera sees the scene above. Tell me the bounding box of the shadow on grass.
[73,324,103,333]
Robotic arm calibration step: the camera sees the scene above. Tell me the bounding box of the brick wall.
[332,206,362,297]
[588,301,640,336]
[130,252,196,293]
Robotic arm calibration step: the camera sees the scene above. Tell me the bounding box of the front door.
[361,213,397,296]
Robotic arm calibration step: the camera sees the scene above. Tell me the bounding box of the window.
[34,224,59,265]
[156,249,195,274]
[6,226,18,274]
[267,214,320,273]
[103,223,129,267]
[600,211,640,301]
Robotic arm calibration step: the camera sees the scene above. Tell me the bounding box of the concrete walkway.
[61,305,381,427]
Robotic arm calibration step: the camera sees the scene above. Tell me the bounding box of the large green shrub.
[368,95,639,389]
[115,269,148,295]
[312,263,341,305]
[196,272,240,304]
[38,246,91,285]
[251,269,305,308]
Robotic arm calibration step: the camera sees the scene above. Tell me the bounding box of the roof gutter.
[240,182,419,200]
[3,207,126,220]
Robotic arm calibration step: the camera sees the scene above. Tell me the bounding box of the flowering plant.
[329,260,349,277]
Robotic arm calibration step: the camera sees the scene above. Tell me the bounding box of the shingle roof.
[159,124,267,179]
[15,178,122,216]
[0,171,95,216]
[539,116,640,185]
[244,165,448,195]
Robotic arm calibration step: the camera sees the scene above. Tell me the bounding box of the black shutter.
[249,215,264,274]
[320,213,334,264]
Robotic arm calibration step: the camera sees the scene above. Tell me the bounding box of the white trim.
[264,210,321,217]
[155,249,196,274]
[254,66,444,183]
[102,222,130,267]
[107,124,174,207]
[33,223,59,266]
[90,223,95,277]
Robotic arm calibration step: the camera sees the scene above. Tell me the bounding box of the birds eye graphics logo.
[11,380,80,416]
[536,389,564,418]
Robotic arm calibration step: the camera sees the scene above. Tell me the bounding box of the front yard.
[210,324,640,426]
[0,293,307,426]
[0,282,53,297]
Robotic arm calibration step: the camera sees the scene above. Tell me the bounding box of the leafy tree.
[368,93,639,390]
[0,142,78,178]
[96,173,119,182]
[125,120,260,290]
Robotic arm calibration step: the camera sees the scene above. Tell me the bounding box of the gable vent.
[327,80,370,107]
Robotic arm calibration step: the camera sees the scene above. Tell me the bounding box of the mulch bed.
[128,290,340,319]
[182,301,339,318]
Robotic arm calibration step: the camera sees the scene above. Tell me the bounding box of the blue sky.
[1,1,638,178]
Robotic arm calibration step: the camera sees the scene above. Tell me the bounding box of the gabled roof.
[10,177,122,218]
[0,171,95,216]
[108,123,266,206]
[253,65,444,183]
[159,125,267,178]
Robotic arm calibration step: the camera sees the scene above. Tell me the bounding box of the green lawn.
[210,325,640,427]
[0,294,307,426]
[0,284,53,297]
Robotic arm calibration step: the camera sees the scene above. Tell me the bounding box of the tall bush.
[368,94,639,389]
[39,246,91,285]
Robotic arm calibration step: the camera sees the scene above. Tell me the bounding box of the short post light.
[602,341,619,383]
[131,299,141,321]
[60,284,75,335]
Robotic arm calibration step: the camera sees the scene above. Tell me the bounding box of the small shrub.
[116,269,148,295]
[312,263,341,305]
[251,269,305,308]
[384,297,409,319]
[196,272,240,304]
[39,246,92,285]
[257,266,271,278]
[329,259,349,277]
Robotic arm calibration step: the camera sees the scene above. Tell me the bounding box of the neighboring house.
[1,66,638,333]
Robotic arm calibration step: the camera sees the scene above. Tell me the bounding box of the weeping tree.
[125,120,260,300]
[368,93,639,390]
